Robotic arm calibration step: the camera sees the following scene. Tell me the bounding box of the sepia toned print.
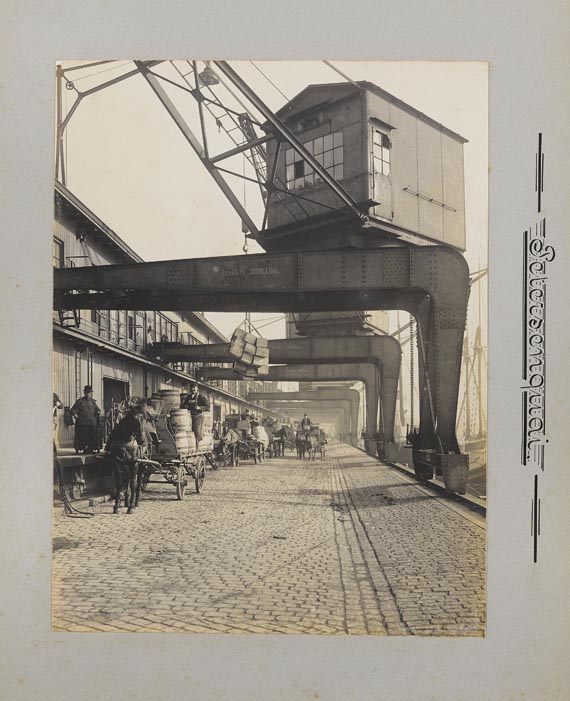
[52,60,487,635]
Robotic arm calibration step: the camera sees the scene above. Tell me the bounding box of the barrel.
[201,411,213,434]
[170,408,191,431]
[160,388,181,412]
[174,431,190,455]
[187,431,197,452]
[198,434,213,452]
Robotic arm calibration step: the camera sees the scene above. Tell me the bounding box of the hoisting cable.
[66,61,133,83]
[322,60,364,92]
[60,59,118,73]
[249,61,290,101]
[242,151,250,240]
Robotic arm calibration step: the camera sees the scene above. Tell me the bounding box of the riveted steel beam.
[267,400,350,435]
[154,335,399,447]
[253,389,360,444]
[196,361,380,451]
[54,246,468,464]
[266,401,352,444]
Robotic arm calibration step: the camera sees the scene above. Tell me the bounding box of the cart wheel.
[175,466,186,500]
[195,456,206,493]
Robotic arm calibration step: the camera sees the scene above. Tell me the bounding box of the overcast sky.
[58,60,488,340]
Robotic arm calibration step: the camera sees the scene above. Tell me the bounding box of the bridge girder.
[266,402,352,442]
[54,246,468,459]
[268,399,351,435]
[197,362,380,445]
[249,389,360,441]
[152,335,399,447]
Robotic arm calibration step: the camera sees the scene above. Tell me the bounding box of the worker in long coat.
[71,385,101,454]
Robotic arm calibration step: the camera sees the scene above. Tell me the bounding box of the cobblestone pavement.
[52,444,485,636]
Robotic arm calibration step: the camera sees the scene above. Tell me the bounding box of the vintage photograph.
[52,60,488,636]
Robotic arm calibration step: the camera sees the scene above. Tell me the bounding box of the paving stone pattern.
[53,444,485,636]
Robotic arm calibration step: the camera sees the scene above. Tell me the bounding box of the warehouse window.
[53,237,64,268]
[285,130,343,191]
[128,314,136,341]
[373,129,391,176]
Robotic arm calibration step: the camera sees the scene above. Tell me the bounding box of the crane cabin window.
[285,130,344,191]
[373,129,391,176]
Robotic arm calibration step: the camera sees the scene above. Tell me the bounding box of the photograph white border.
[2,2,569,699]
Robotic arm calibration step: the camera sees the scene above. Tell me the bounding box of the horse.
[216,426,242,466]
[271,426,287,457]
[317,430,328,460]
[284,426,296,453]
[106,407,147,514]
[306,430,321,461]
[296,430,312,460]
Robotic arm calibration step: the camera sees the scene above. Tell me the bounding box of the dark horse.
[106,407,146,514]
[296,430,311,460]
[217,426,242,466]
[296,429,321,460]
[271,426,287,457]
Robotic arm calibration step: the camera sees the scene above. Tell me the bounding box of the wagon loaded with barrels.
[219,414,265,465]
[141,388,215,499]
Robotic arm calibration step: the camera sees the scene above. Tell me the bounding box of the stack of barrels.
[159,389,192,456]
[159,388,182,412]
[159,387,215,456]
[198,411,214,451]
[169,408,197,455]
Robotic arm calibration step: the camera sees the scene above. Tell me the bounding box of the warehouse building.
[53,180,282,456]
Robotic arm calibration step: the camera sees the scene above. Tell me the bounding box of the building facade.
[53,182,283,451]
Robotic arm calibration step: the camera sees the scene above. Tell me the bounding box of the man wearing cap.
[182,382,210,442]
[301,413,312,431]
[71,385,101,454]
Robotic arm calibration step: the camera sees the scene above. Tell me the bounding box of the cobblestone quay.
[53,445,485,635]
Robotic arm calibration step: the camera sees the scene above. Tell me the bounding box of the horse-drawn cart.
[141,411,215,500]
[295,425,328,461]
[216,415,265,466]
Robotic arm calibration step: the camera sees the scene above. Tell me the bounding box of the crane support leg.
[54,246,469,492]
[147,336,399,453]
[249,389,360,446]
[198,362,380,455]
[266,402,352,445]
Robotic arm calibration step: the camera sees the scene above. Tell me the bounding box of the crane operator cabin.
[262,81,467,253]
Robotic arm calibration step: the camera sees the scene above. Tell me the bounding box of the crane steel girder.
[268,401,350,426]
[150,335,399,451]
[196,361,380,450]
[54,246,469,492]
[249,388,360,441]
[261,400,357,445]
[267,402,351,442]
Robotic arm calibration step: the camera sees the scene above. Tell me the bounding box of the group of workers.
[55,381,296,454]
